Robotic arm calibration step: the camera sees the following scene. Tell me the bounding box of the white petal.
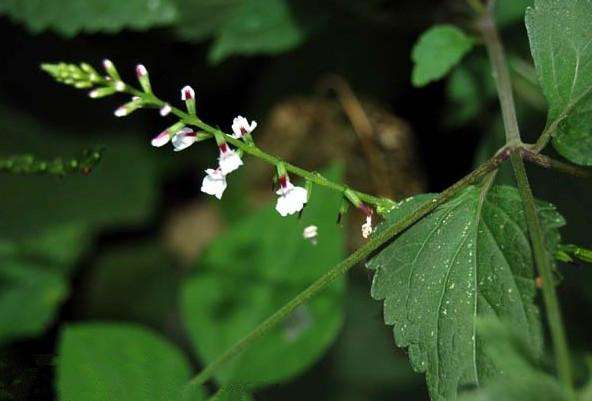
[218,149,243,174]
[151,131,170,147]
[159,104,172,116]
[361,216,373,239]
[275,185,308,216]
[172,128,196,151]
[181,85,195,100]
[201,169,227,199]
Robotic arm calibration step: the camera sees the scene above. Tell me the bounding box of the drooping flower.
[201,168,227,199]
[218,142,243,174]
[231,115,257,139]
[275,176,308,217]
[172,128,197,152]
[303,225,318,245]
[361,215,373,239]
[359,203,374,238]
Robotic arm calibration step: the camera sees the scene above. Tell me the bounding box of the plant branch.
[521,148,592,179]
[479,3,522,145]
[126,84,392,211]
[480,6,574,393]
[182,148,512,393]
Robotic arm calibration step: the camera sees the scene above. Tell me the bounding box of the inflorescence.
[42,60,394,239]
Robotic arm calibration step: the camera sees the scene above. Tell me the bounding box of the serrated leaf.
[367,185,565,401]
[208,0,305,64]
[0,0,177,37]
[181,166,346,388]
[0,259,68,344]
[526,0,592,165]
[412,25,475,87]
[56,323,205,401]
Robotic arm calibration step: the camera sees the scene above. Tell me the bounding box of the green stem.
[521,148,592,180]
[183,148,512,393]
[511,154,574,391]
[481,4,574,393]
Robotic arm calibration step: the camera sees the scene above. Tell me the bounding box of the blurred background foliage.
[0,0,590,400]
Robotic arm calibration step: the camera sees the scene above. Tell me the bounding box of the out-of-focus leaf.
[458,319,570,401]
[495,0,533,28]
[368,185,564,401]
[526,0,592,165]
[56,323,204,401]
[208,0,306,63]
[181,166,346,388]
[332,282,419,389]
[411,25,475,87]
[210,386,254,401]
[172,0,241,42]
[83,243,178,331]
[0,259,67,344]
[0,106,158,240]
[0,0,177,37]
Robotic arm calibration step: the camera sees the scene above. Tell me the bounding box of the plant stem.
[479,2,521,145]
[521,148,592,180]
[124,88,390,210]
[183,149,512,393]
[511,154,574,392]
[480,4,574,393]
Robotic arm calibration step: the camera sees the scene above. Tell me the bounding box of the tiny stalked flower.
[361,215,373,239]
[201,168,227,199]
[218,142,243,174]
[303,225,318,245]
[136,64,148,78]
[172,128,197,152]
[275,176,308,217]
[151,129,171,147]
[181,85,195,101]
[160,103,172,116]
[231,115,257,139]
[136,64,152,93]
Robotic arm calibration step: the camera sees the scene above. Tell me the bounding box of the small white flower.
[160,103,172,116]
[172,128,197,151]
[303,225,318,245]
[114,106,127,117]
[231,115,257,139]
[201,168,227,199]
[181,85,195,100]
[151,130,171,147]
[361,215,373,239]
[275,177,308,217]
[218,144,243,174]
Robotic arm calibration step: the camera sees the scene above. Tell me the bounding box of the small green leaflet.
[56,323,204,401]
[526,0,592,165]
[411,25,475,87]
[0,0,177,37]
[368,185,564,401]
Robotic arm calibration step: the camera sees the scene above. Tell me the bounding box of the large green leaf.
[458,319,570,401]
[172,0,241,42]
[56,323,204,401]
[181,166,346,388]
[496,0,533,27]
[526,0,592,165]
[368,185,564,401]
[0,259,67,344]
[208,0,306,63]
[0,106,158,239]
[0,0,177,36]
[411,25,475,87]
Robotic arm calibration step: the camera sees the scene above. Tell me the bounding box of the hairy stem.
[521,148,592,180]
[183,148,512,392]
[481,4,574,393]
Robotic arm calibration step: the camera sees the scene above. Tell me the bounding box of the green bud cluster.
[0,148,103,176]
[41,62,101,89]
